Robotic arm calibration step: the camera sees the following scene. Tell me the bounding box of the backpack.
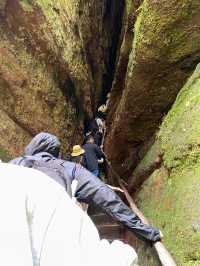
[18,156,72,197]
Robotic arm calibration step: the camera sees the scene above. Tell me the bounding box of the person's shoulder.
[82,143,87,147]
[83,143,90,150]
[9,157,24,165]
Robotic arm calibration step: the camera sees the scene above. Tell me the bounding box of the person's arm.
[10,157,25,165]
[74,166,161,243]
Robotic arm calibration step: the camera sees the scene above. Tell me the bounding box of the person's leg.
[91,169,99,177]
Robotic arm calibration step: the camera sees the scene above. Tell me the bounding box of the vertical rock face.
[0,0,124,158]
[0,23,76,156]
[135,65,200,265]
[106,0,140,128]
[105,0,200,178]
[4,0,124,115]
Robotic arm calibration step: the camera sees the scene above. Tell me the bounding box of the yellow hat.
[98,104,107,113]
[71,145,85,157]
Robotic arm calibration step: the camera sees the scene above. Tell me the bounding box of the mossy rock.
[0,147,11,162]
[159,64,200,170]
[137,165,200,266]
[136,64,200,265]
[105,0,200,178]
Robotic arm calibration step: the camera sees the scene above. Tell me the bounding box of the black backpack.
[18,156,72,197]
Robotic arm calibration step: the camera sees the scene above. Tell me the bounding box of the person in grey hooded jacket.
[10,132,161,243]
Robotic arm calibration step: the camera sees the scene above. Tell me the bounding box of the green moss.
[0,147,11,162]
[136,64,200,265]
[137,164,200,265]
[132,0,200,63]
[133,0,147,52]
[159,64,200,169]
[35,0,68,49]
[19,0,34,12]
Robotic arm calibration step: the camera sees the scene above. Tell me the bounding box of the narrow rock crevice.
[100,0,125,105]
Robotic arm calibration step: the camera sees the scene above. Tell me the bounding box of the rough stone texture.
[128,139,162,192]
[135,65,200,265]
[105,0,200,179]
[0,0,124,158]
[0,110,29,160]
[106,0,140,127]
[0,21,78,158]
[5,0,91,117]
[5,0,124,115]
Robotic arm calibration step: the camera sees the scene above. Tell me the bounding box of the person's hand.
[159,230,164,241]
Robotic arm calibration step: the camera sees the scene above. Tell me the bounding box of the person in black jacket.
[83,135,105,176]
[10,132,162,243]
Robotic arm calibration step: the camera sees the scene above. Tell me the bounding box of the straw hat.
[98,104,107,113]
[71,145,85,157]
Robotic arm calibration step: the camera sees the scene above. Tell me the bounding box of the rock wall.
[135,64,200,265]
[103,1,200,263]
[0,22,76,157]
[105,0,200,178]
[0,0,124,159]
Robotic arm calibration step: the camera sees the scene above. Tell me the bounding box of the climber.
[94,115,106,147]
[97,104,107,120]
[83,118,101,147]
[97,92,110,120]
[83,135,105,176]
[83,113,105,147]
[95,116,105,134]
[85,116,105,147]
[10,132,162,243]
[70,145,86,167]
[0,163,138,266]
[70,144,123,194]
[84,118,99,137]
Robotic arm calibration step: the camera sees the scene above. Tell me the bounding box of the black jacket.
[10,132,160,243]
[83,143,105,172]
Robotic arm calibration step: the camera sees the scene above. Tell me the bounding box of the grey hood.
[25,132,61,157]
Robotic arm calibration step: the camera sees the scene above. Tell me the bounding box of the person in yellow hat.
[97,92,111,118]
[70,145,86,167]
[98,104,107,113]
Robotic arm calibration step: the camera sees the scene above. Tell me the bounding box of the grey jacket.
[10,132,160,243]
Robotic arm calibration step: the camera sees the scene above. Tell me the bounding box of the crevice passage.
[99,0,125,105]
